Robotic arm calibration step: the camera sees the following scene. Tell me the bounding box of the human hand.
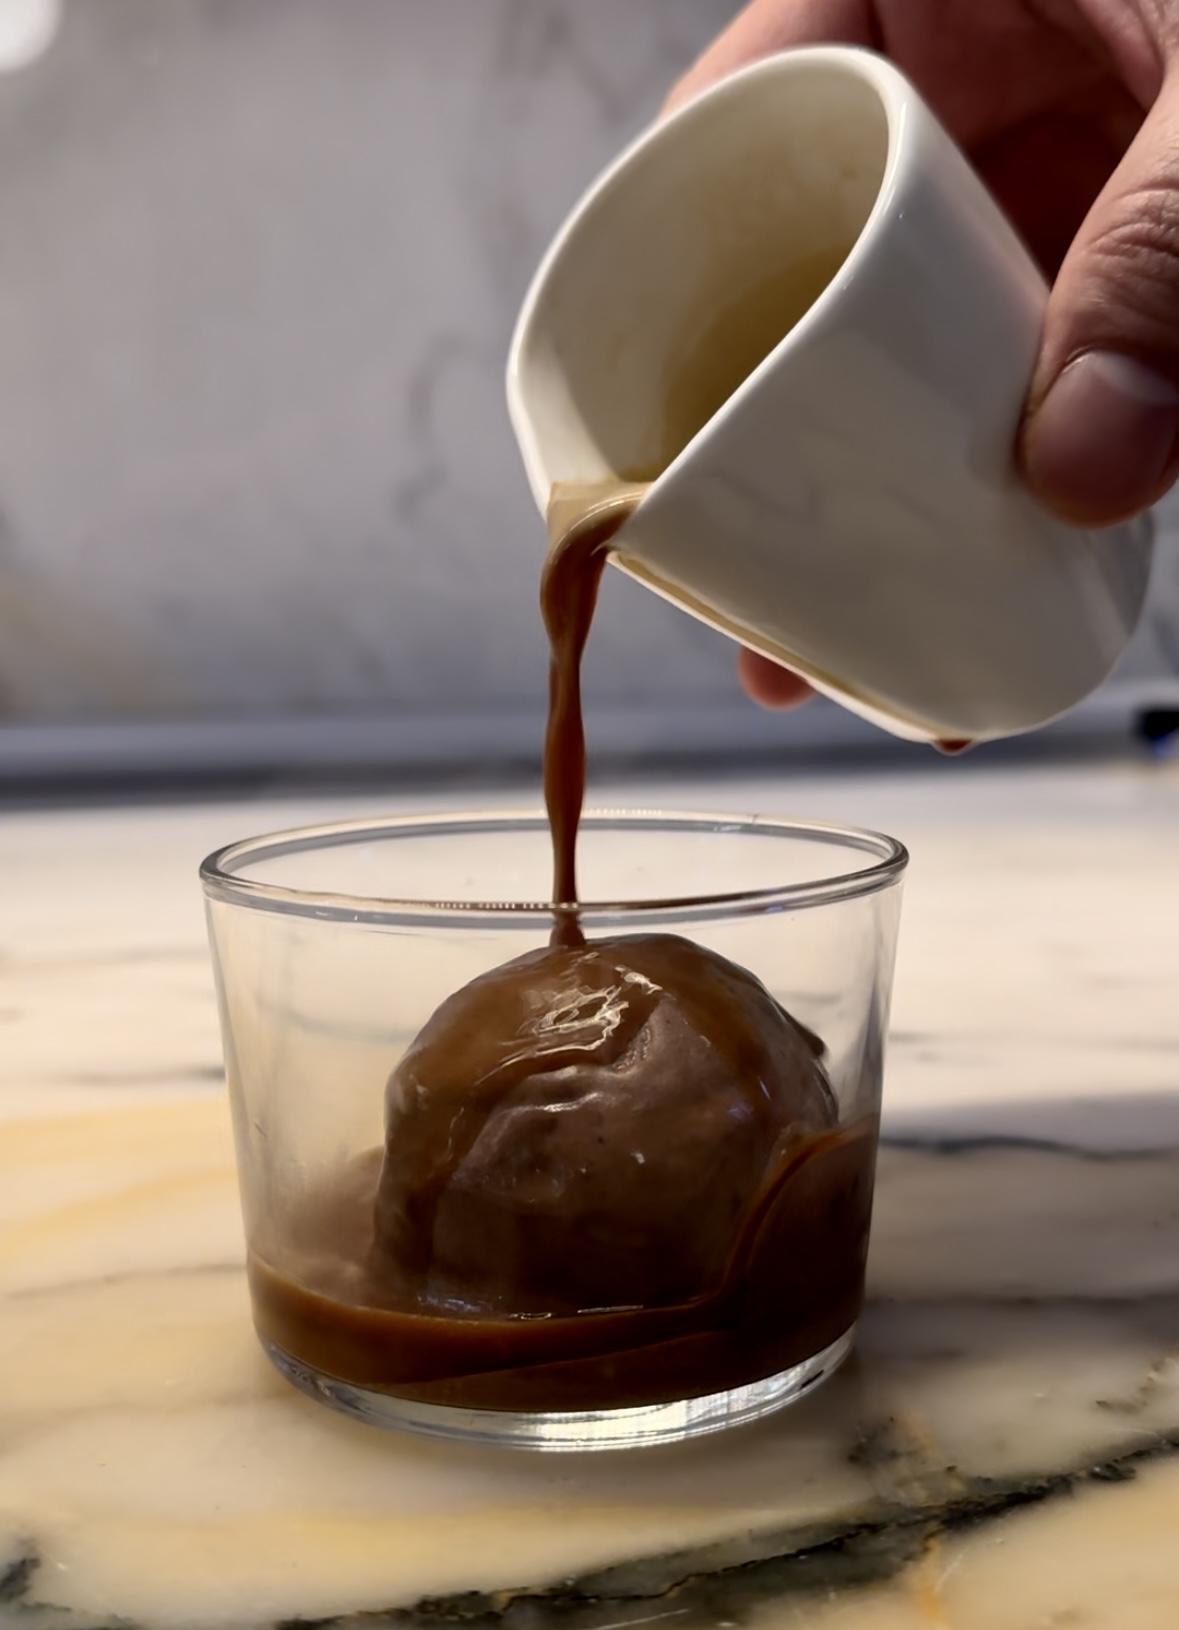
[669,0,1176,708]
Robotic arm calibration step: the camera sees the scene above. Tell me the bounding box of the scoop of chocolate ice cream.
[372,933,835,1318]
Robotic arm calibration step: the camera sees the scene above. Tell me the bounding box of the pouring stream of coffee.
[541,482,648,944]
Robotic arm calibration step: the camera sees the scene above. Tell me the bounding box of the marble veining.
[1,760,1178,1628]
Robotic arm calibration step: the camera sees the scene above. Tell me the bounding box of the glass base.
[261,1324,855,1452]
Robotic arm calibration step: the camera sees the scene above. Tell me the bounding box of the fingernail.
[1023,351,1179,525]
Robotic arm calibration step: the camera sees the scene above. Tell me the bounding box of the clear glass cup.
[201,811,906,1451]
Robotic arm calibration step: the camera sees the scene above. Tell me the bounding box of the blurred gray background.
[1,0,1176,782]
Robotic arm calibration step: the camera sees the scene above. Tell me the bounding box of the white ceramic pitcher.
[507,46,1151,744]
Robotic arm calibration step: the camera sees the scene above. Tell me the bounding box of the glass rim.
[199,809,908,927]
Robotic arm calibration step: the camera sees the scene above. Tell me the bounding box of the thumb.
[1021,81,1179,527]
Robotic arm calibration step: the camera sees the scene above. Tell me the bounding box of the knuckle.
[1081,176,1179,344]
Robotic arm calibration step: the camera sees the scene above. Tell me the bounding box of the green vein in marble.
[880,1133,1179,1161]
[252,1435,1179,1630]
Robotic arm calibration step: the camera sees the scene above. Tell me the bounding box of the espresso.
[540,483,646,929]
[248,483,875,1414]
[250,1117,873,1411]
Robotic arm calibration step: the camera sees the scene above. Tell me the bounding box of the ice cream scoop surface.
[373,932,837,1317]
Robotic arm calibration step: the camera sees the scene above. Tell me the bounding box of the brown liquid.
[248,484,877,1414]
[250,1114,874,1410]
[540,483,646,936]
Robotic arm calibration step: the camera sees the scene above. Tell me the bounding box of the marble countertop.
[2,758,1178,1630]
